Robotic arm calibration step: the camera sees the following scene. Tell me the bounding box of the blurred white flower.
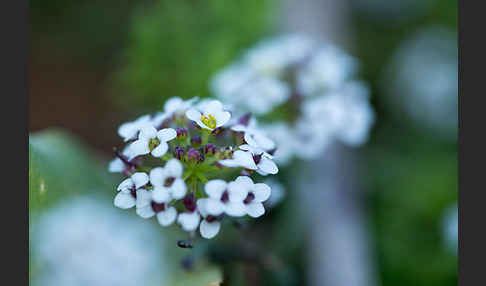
[297,45,357,96]
[126,126,177,160]
[151,97,198,127]
[177,211,201,232]
[31,196,166,286]
[150,159,186,201]
[219,145,278,176]
[263,123,296,165]
[186,100,231,131]
[382,26,457,139]
[118,114,152,142]
[114,172,149,209]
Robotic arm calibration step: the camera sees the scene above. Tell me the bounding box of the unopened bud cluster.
[109,97,278,239]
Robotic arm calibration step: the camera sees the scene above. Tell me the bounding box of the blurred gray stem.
[279,1,379,285]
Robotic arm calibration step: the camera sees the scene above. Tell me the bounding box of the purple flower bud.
[183,193,197,212]
[173,146,185,160]
[190,135,202,147]
[187,148,200,163]
[176,127,187,139]
[204,144,216,156]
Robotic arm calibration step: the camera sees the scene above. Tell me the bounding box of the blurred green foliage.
[29,128,116,214]
[111,0,275,110]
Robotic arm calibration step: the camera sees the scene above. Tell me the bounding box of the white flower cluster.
[109,97,279,239]
[210,34,375,165]
[31,196,166,286]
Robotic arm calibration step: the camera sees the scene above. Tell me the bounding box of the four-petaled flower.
[149,159,187,201]
[198,179,247,217]
[219,144,278,176]
[197,199,223,239]
[186,100,231,131]
[114,172,149,209]
[231,118,276,151]
[127,126,177,160]
[234,176,271,218]
[118,114,152,142]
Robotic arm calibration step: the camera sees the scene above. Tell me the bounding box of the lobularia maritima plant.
[109,97,278,240]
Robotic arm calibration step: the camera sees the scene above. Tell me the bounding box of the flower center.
[243,192,255,204]
[220,191,229,203]
[164,177,175,187]
[201,114,217,129]
[151,201,166,213]
[252,154,262,165]
[149,138,161,151]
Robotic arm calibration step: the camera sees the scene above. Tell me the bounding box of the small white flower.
[149,159,187,201]
[232,118,276,151]
[234,176,271,218]
[108,147,132,173]
[126,126,177,160]
[177,211,201,232]
[134,188,177,226]
[185,100,231,131]
[114,172,149,209]
[198,179,247,217]
[151,97,199,127]
[118,114,153,142]
[197,199,222,239]
[219,145,278,176]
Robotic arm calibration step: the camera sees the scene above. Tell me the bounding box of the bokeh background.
[29,0,457,285]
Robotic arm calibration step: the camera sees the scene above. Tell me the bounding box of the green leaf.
[29,128,116,213]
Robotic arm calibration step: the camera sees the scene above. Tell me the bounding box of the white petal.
[213,111,231,128]
[127,139,150,160]
[231,124,247,132]
[157,207,177,226]
[200,220,221,239]
[258,157,278,175]
[249,133,275,150]
[197,198,209,217]
[165,159,183,177]
[108,158,125,173]
[170,179,187,199]
[227,181,248,202]
[253,183,271,202]
[246,202,265,218]
[205,199,225,216]
[204,100,224,114]
[164,97,183,113]
[205,180,227,198]
[186,109,202,122]
[118,122,138,141]
[177,212,201,231]
[225,202,247,217]
[149,167,166,187]
[139,125,157,140]
[157,128,177,142]
[218,159,241,168]
[117,178,134,192]
[136,205,155,219]
[151,142,169,157]
[233,150,258,170]
[234,176,254,190]
[114,192,136,209]
[135,189,152,208]
[152,187,171,203]
[131,172,149,189]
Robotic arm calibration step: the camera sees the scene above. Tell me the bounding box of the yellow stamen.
[201,114,217,129]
